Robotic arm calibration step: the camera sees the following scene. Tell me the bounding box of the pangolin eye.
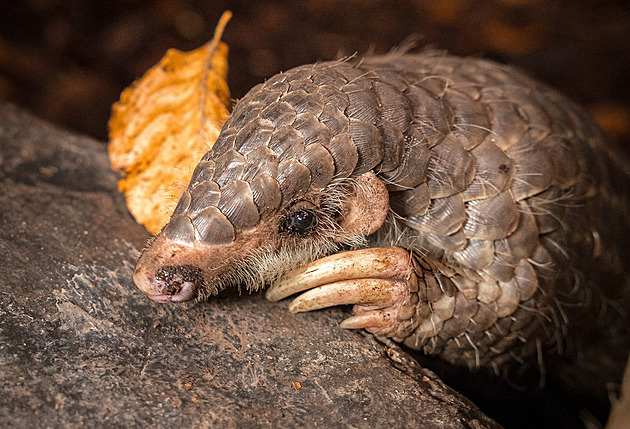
[280,209,318,236]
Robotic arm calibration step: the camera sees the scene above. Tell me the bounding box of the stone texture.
[0,103,498,428]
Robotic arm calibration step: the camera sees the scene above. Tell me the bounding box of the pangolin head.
[133,61,392,303]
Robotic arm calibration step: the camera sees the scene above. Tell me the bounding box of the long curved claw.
[266,246,419,338]
[265,246,412,302]
[288,278,403,313]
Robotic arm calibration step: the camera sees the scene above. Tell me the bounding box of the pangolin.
[132,51,630,373]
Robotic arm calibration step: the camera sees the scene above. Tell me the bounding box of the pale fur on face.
[194,177,371,301]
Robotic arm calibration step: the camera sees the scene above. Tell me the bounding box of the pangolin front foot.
[266,247,420,337]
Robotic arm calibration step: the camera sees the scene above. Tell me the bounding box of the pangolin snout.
[134,263,202,303]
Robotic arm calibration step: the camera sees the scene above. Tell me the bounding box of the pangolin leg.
[266,247,419,336]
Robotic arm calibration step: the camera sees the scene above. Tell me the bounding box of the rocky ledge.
[0,103,498,428]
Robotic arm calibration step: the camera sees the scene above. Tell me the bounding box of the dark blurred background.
[1,0,629,147]
[1,1,629,427]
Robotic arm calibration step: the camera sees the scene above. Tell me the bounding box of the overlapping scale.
[268,126,306,161]
[310,67,347,88]
[235,118,274,153]
[250,173,282,215]
[212,149,245,186]
[372,80,413,130]
[276,159,312,203]
[253,88,283,105]
[288,78,319,95]
[348,118,384,173]
[344,82,380,122]
[426,133,475,198]
[389,182,430,218]
[299,143,335,189]
[483,101,528,150]
[463,191,519,240]
[319,104,349,135]
[191,207,235,245]
[293,112,332,146]
[189,160,215,188]
[318,86,349,111]
[380,127,431,191]
[211,127,237,153]
[217,181,260,229]
[161,215,195,245]
[242,146,278,182]
[453,239,495,270]
[187,181,220,216]
[444,89,491,151]
[172,189,191,216]
[281,89,324,116]
[425,229,467,252]
[405,86,454,144]
[326,133,358,178]
[229,101,264,130]
[260,101,297,128]
[374,119,405,173]
[462,139,514,201]
[506,133,555,201]
[406,194,466,236]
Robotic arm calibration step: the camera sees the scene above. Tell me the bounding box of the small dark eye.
[281,209,317,236]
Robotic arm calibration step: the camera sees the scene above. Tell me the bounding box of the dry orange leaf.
[108,11,232,234]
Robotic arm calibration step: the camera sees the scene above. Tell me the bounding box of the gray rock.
[0,103,499,428]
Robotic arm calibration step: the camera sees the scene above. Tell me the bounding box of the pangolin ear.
[337,172,390,237]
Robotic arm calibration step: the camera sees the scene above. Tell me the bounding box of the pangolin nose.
[159,282,181,296]
[150,265,203,303]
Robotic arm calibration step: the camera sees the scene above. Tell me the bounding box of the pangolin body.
[134,52,630,371]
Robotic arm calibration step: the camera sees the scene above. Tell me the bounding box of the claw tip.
[288,300,303,314]
[339,319,353,329]
[265,288,280,302]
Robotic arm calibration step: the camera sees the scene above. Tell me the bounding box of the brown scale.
[133,52,630,379]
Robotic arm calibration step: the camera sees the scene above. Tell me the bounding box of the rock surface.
[0,103,499,428]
